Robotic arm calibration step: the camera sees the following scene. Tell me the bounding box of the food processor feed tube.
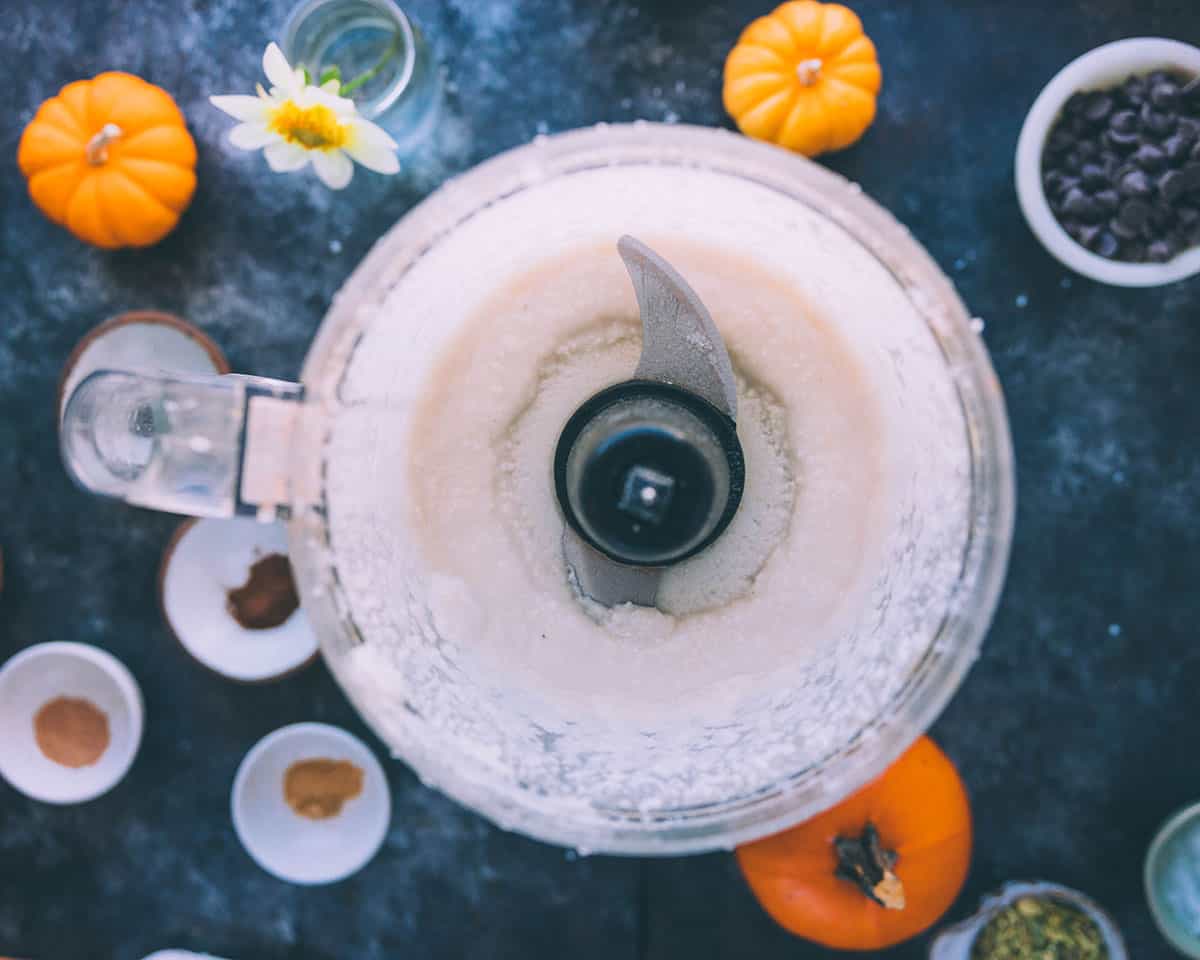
[56,125,1013,856]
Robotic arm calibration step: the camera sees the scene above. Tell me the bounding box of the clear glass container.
[282,0,442,150]
[61,124,1015,855]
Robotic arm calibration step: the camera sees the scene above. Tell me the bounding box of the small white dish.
[160,517,318,683]
[0,642,144,804]
[1016,37,1200,287]
[142,953,231,960]
[59,310,229,417]
[1145,800,1200,958]
[929,881,1127,960]
[232,722,390,885]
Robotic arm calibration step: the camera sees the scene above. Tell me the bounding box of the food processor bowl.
[281,123,1014,855]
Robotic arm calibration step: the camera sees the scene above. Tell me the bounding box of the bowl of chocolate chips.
[1017,38,1200,286]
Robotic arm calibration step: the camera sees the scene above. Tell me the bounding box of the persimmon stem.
[796,58,823,86]
[86,123,123,166]
[834,822,906,911]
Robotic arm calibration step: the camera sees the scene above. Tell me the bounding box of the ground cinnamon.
[284,758,364,819]
[34,696,110,768]
[226,553,300,630]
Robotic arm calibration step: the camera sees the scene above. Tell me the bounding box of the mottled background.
[2,1,1199,958]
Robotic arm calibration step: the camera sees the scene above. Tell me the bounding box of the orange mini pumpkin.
[723,1,882,157]
[17,72,197,249]
[737,736,971,951]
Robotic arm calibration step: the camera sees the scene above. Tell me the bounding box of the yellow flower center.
[268,100,349,150]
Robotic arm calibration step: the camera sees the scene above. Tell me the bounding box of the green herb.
[317,65,342,87]
[972,896,1108,960]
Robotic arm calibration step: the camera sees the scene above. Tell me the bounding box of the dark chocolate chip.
[1191,140,1200,163]
[1141,102,1175,137]
[1106,129,1140,153]
[1110,216,1140,241]
[1084,93,1114,124]
[1046,128,1075,155]
[1095,231,1120,258]
[1063,91,1089,116]
[1062,187,1092,217]
[1151,83,1180,110]
[1123,75,1149,100]
[1076,139,1099,161]
[1178,117,1200,139]
[1118,168,1153,197]
[1110,109,1138,133]
[1043,170,1068,196]
[1077,223,1102,249]
[1181,76,1200,103]
[1062,151,1083,173]
[1164,134,1192,165]
[1067,115,1091,137]
[1118,198,1153,231]
[1147,240,1174,262]
[1177,205,1200,225]
[1123,240,1147,262]
[1134,143,1167,171]
[1093,188,1120,213]
[1168,164,1200,201]
[1147,201,1173,230]
[1080,162,1109,188]
[1161,168,1188,204]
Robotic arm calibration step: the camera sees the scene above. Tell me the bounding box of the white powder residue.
[313,152,972,848]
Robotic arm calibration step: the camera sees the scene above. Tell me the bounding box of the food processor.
[60,123,1014,855]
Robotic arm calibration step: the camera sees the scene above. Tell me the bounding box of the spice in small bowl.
[284,757,365,820]
[0,642,143,805]
[972,895,1107,960]
[232,722,390,885]
[1042,70,1200,265]
[929,882,1127,960]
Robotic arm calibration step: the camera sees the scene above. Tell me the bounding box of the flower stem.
[338,32,401,96]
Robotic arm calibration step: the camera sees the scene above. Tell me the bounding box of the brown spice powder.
[34,696,110,768]
[284,758,365,820]
[226,553,300,630]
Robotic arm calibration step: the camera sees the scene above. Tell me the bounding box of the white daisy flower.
[210,42,400,190]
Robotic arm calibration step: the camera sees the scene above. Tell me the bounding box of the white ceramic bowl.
[929,881,1127,960]
[142,953,231,960]
[1016,37,1200,286]
[231,722,390,885]
[1145,800,1200,958]
[160,517,318,683]
[0,642,144,804]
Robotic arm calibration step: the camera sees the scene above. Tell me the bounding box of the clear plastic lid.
[286,124,1014,854]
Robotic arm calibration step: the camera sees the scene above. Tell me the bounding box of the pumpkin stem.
[86,123,123,166]
[796,58,823,86]
[834,822,906,911]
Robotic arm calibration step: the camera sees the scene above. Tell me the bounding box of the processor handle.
[60,370,304,521]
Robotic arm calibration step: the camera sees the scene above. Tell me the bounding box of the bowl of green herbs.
[929,881,1126,960]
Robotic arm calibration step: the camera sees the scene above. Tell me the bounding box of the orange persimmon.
[737,736,971,951]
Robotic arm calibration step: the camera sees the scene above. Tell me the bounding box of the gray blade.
[619,235,738,421]
[564,531,662,609]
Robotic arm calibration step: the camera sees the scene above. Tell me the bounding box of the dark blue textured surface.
[2,1,1199,958]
